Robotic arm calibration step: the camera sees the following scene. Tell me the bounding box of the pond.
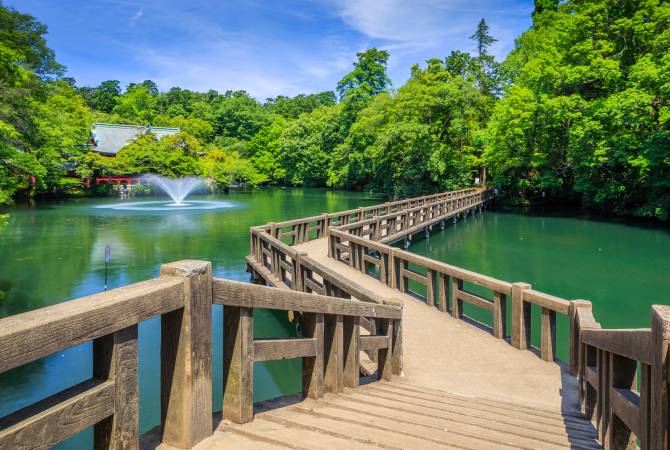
[0,188,384,448]
[404,208,670,361]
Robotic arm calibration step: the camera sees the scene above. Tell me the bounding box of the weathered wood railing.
[260,187,481,245]
[0,260,402,449]
[573,302,669,449]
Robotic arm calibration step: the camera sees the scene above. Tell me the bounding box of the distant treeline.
[0,0,668,220]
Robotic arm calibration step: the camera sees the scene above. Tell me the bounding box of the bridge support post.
[302,313,324,399]
[377,319,393,381]
[541,307,557,361]
[343,316,360,388]
[160,261,213,447]
[511,282,532,350]
[93,325,139,450]
[223,306,254,424]
[392,317,403,376]
[651,305,670,450]
[324,314,344,394]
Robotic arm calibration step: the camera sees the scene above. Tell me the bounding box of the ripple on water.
[94,200,238,211]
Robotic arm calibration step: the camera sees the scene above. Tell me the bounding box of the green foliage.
[484,0,670,219]
[281,105,343,187]
[114,132,202,177]
[331,61,490,196]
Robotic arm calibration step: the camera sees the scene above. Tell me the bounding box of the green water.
[403,208,670,361]
[0,188,384,448]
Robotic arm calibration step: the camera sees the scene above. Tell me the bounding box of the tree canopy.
[1,0,669,221]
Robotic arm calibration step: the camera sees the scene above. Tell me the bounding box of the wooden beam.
[324,315,344,394]
[343,316,360,388]
[253,338,317,362]
[159,260,213,448]
[511,283,531,350]
[0,277,183,374]
[581,329,652,365]
[302,313,324,400]
[360,335,390,351]
[223,306,254,424]
[213,278,401,319]
[0,380,114,449]
[456,289,494,312]
[93,325,139,450]
[377,320,393,381]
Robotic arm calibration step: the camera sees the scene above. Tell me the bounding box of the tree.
[112,84,157,123]
[337,48,391,100]
[485,0,670,219]
[79,80,120,113]
[470,19,497,59]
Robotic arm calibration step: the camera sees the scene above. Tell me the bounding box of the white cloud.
[128,8,143,26]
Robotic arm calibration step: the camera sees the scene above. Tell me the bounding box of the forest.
[0,0,668,220]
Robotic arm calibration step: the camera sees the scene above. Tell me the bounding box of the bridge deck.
[295,237,577,412]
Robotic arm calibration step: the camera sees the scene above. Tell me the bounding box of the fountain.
[95,175,237,212]
[144,175,201,206]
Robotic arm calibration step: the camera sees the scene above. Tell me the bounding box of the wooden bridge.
[0,188,668,449]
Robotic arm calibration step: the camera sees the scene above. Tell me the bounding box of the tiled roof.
[91,123,180,155]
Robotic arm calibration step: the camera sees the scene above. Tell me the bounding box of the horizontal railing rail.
[573,302,669,449]
[263,187,482,245]
[0,260,403,450]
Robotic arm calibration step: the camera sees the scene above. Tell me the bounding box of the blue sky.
[8,0,533,99]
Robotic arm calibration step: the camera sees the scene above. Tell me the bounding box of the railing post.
[541,307,557,361]
[651,305,670,450]
[569,299,592,375]
[93,325,139,450]
[223,306,254,424]
[392,316,403,376]
[606,353,638,449]
[451,277,463,319]
[159,260,213,448]
[438,273,449,313]
[492,291,507,339]
[321,213,329,238]
[377,319,393,381]
[343,316,360,388]
[426,269,436,307]
[302,313,324,399]
[324,315,344,394]
[511,282,531,350]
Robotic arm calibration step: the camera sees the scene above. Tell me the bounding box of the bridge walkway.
[295,237,578,413]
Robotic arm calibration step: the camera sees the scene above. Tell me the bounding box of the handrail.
[0,260,404,449]
[573,302,669,449]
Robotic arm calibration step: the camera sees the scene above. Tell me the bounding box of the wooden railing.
[0,260,402,449]
[261,187,481,245]
[573,302,669,449]
[247,186,670,448]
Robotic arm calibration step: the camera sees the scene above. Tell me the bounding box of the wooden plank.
[0,277,184,374]
[540,307,557,362]
[581,329,652,365]
[343,316,360,388]
[302,313,324,400]
[324,315,344,394]
[93,325,138,450]
[511,283,532,350]
[377,320,393,381]
[456,289,494,312]
[213,278,401,319]
[651,305,670,450]
[0,380,114,449]
[586,365,598,387]
[610,387,641,438]
[400,268,428,285]
[492,291,507,339]
[359,335,390,351]
[253,338,317,362]
[523,289,570,315]
[159,260,213,447]
[223,306,254,424]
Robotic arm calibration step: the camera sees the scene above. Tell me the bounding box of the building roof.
[91,123,180,155]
